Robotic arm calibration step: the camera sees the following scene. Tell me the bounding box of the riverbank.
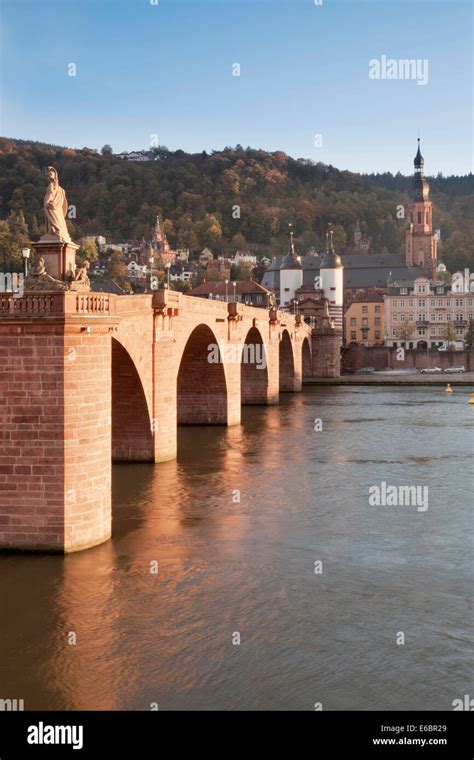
[304,372,474,386]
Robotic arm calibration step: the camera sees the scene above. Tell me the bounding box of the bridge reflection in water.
[0,387,470,710]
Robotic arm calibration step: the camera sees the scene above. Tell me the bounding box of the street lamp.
[22,247,30,277]
[225,279,229,302]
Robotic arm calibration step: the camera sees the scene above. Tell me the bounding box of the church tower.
[405,139,437,279]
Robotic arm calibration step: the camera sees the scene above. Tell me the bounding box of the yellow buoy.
[469,393,474,405]
[445,383,453,394]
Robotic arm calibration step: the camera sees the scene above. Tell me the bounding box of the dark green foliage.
[0,137,472,272]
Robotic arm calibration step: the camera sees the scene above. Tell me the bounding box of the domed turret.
[280,225,303,270]
[320,229,343,269]
[320,228,343,311]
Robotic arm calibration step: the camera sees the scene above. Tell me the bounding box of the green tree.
[232,232,247,250]
[232,262,254,281]
[78,239,99,263]
[30,214,40,240]
[440,321,458,347]
[330,224,347,253]
[196,214,223,251]
[396,323,415,342]
[464,319,474,349]
[106,252,130,290]
[0,220,23,271]
[8,209,29,239]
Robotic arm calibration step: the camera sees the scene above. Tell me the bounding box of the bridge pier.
[0,295,113,552]
[152,337,178,462]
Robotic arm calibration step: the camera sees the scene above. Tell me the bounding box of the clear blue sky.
[1,0,472,175]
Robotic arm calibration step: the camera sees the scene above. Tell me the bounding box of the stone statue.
[32,255,47,276]
[44,166,71,243]
[69,260,91,291]
[25,254,68,292]
[73,260,90,282]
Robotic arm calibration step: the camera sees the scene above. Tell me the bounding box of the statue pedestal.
[33,236,79,280]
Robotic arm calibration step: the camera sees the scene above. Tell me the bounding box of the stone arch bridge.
[0,289,314,553]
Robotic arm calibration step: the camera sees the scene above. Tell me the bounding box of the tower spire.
[414,137,424,176]
[326,226,335,253]
[288,223,296,259]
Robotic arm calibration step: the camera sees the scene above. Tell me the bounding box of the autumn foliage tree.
[0,137,472,275]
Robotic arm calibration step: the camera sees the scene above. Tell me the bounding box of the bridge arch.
[177,324,228,424]
[279,329,296,392]
[112,337,153,461]
[302,337,312,379]
[241,326,269,404]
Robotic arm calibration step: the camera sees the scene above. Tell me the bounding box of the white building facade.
[384,273,474,348]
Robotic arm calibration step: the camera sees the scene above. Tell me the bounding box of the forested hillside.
[1,137,472,272]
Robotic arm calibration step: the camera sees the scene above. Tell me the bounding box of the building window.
[455,299,463,307]
[446,300,451,307]
[393,314,398,322]
[430,313,436,321]
[430,299,435,307]
[418,328,426,336]
[438,327,443,335]
[375,331,380,339]
[438,313,443,321]
[362,318,368,326]
[375,305,381,312]
[446,313,451,321]
[409,300,414,307]
[455,314,463,322]
[400,314,405,322]
[400,288,408,295]
[400,300,405,308]
[350,317,356,326]
[256,294,263,303]
[418,212,422,224]
[419,313,426,321]
[375,317,381,325]
[418,300,425,307]
[362,306,368,313]
[408,313,414,322]
[437,287,444,294]
[351,331,356,340]
[393,300,398,308]
[430,327,436,335]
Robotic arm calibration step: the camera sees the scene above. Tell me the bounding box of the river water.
[1,386,472,711]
